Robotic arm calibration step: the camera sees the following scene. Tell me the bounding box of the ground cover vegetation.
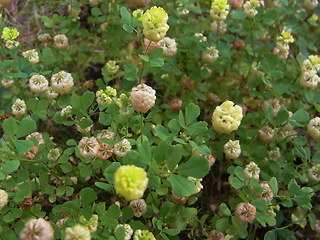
[0,0,320,239]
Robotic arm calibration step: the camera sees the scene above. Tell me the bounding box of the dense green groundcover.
[0,0,320,239]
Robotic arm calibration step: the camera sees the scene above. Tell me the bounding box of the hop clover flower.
[29,75,49,94]
[133,229,156,240]
[51,71,74,95]
[105,60,119,74]
[243,0,262,18]
[78,137,99,158]
[115,224,133,240]
[114,139,132,157]
[210,0,230,21]
[308,164,320,181]
[202,46,219,63]
[244,162,260,180]
[133,9,144,21]
[22,49,39,65]
[130,84,156,113]
[1,27,19,40]
[0,189,8,210]
[65,224,91,240]
[276,30,294,44]
[211,100,243,134]
[141,6,169,42]
[11,98,26,117]
[235,202,256,223]
[79,214,99,232]
[19,218,54,240]
[300,56,320,89]
[307,117,320,138]
[114,165,148,201]
[224,140,241,159]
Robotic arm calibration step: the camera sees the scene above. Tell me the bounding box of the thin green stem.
[140,112,144,143]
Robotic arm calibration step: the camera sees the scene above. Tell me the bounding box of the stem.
[139,41,152,84]
[140,112,144,143]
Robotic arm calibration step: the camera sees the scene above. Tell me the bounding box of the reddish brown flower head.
[207,230,225,240]
[96,142,113,159]
[171,192,188,205]
[235,202,256,223]
[181,76,194,89]
[169,99,183,111]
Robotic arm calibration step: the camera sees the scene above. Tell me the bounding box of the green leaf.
[123,24,134,33]
[270,177,278,195]
[264,230,277,240]
[178,155,210,178]
[14,140,34,154]
[231,10,246,20]
[71,93,81,109]
[2,160,20,174]
[91,7,102,16]
[81,91,95,110]
[78,118,93,130]
[219,203,231,216]
[277,229,296,240]
[288,179,301,197]
[185,121,208,135]
[3,117,17,139]
[138,54,149,62]
[215,217,230,232]
[163,229,180,236]
[252,198,268,211]
[115,226,125,240]
[80,187,97,206]
[166,144,183,172]
[137,137,151,165]
[104,162,121,183]
[275,105,289,125]
[169,174,196,197]
[122,206,134,222]
[234,166,245,181]
[291,110,309,122]
[178,110,186,128]
[150,48,164,67]
[230,177,244,189]
[168,119,180,135]
[120,7,132,24]
[95,182,113,191]
[265,105,274,123]
[185,103,200,126]
[155,126,170,140]
[16,116,37,138]
[106,204,121,218]
[99,112,112,126]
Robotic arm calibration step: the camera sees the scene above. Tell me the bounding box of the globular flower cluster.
[1,27,20,49]
[244,162,260,180]
[300,55,320,89]
[211,100,243,134]
[105,60,119,74]
[194,32,207,42]
[259,181,274,202]
[96,86,117,106]
[65,224,91,240]
[259,126,274,142]
[115,224,133,240]
[78,136,99,159]
[79,214,99,232]
[211,21,227,36]
[11,98,27,117]
[243,0,263,18]
[1,77,14,88]
[0,189,8,210]
[115,93,132,115]
[29,75,49,94]
[129,199,147,217]
[224,140,241,159]
[308,164,320,181]
[210,0,230,21]
[307,117,320,138]
[51,71,74,95]
[22,49,39,65]
[235,202,256,223]
[19,218,54,240]
[130,84,156,113]
[140,6,169,42]
[133,229,156,240]
[114,165,148,201]
[273,29,294,60]
[268,148,281,161]
[54,34,69,49]
[114,139,132,157]
[304,0,318,10]
[202,46,219,63]
[61,105,73,117]
[157,37,177,57]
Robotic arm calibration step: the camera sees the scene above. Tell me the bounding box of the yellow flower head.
[311,14,319,22]
[212,100,243,133]
[133,230,156,240]
[105,86,117,97]
[114,165,148,201]
[142,6,169,42]
[1,27,19,41]
[106,60,119,74]
[210,0,230,21]
[309,55,320,66]
[133,9,144,21]
[276,30,294,44]
[250,0,261,8]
